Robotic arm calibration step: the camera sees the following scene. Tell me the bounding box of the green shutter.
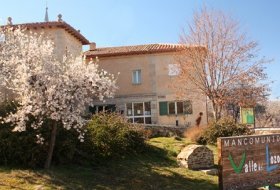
[159,102,168,115]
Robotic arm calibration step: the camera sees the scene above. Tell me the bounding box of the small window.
[134,117,144,123]
[144,102,151,115]
[134,103,143,116]
[127,103,133,116]
[177,102,184,114]
[168,64,180,76]
[168,102,176,115]
[132,70,141,84]
[184,101,193,114]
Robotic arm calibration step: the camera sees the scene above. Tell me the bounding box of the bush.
[0,101,43,167]
[0,102,146,167]
[184,126,207,145]
[201,117,252,145]
[0,101,80,167]
[78,113,146,161]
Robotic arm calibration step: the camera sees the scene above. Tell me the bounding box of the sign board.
[240,107,254,124]
[218,134,280,190]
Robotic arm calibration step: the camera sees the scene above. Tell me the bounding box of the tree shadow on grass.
[2,145,218,190]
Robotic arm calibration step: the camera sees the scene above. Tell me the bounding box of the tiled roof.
[1,21,89,45]
[84,43,189,58]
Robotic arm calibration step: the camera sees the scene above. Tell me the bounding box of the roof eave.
[1,21,90,45]
[84,49,185,58]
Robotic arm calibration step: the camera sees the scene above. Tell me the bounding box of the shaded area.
[0,137,218,190]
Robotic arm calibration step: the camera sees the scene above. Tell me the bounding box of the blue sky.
[0,0,279,99]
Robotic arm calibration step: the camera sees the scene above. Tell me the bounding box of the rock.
[177,145,214,170]
[201,168,218,176]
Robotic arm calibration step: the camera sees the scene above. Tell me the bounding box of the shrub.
[0,101,80,167]
[202,117,252,145]
[0,102,146,167]
[184,126,207,145]
[79,113,146,161]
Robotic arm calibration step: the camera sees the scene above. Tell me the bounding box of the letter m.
[224,140,230,147]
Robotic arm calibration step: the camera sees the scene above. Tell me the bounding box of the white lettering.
[249,138,254,145]
[238,139,242,146]
[254,163,257,171]
[244,138,248,145]
[245,164,248,173]
[231,140,236,146]
[255,137,260,144]
[224,140,230,147]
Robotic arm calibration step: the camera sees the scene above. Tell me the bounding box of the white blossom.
[0,27,117,140]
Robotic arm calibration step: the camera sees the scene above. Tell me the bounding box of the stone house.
[84,44,207,127]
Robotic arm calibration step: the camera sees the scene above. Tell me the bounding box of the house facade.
[84,44,207,127]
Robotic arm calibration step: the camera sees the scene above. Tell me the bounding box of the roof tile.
[84,43,188,58]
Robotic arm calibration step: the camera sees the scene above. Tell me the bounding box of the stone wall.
[143,125,187,137]
[177,145,214,170]
[254,128,280,135]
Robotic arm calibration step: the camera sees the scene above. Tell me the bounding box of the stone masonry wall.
[177,145,214,170]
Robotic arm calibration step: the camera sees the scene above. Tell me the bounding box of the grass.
[0,137,218,190]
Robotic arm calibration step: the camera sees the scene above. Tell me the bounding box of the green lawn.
[0,137,218,190]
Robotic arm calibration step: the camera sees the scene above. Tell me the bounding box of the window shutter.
[159,102,168,115]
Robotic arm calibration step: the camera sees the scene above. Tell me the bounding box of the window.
[132,70,141,84]
[177,102,184,114]
[126,102,151,124]
[168,64,180,76]
[89,104,116,114]
[159,101,193,115]
[134,103,143,116]
[127,103,133,116]
[144,102,151,115]
[184,100,193,114]
[168,102,176,114]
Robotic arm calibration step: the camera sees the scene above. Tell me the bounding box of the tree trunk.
[211,100,222,121]
[44,121,58,169]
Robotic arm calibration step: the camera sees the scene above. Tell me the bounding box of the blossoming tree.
[0,27,117,168]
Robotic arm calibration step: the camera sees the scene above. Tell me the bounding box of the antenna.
[44,1,49,22]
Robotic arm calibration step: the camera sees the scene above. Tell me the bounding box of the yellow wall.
[26,27,83,60]
[89,52,207,127]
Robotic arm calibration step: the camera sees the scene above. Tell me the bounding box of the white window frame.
[126,102,151,124]
[132,70,141,84]
[168,101,190,115]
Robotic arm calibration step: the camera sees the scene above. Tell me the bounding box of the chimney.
[89,42,96,50]
[57,14,63,22]
[7,17,13,25]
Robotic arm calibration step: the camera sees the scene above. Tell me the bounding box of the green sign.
[240,108,254,124]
